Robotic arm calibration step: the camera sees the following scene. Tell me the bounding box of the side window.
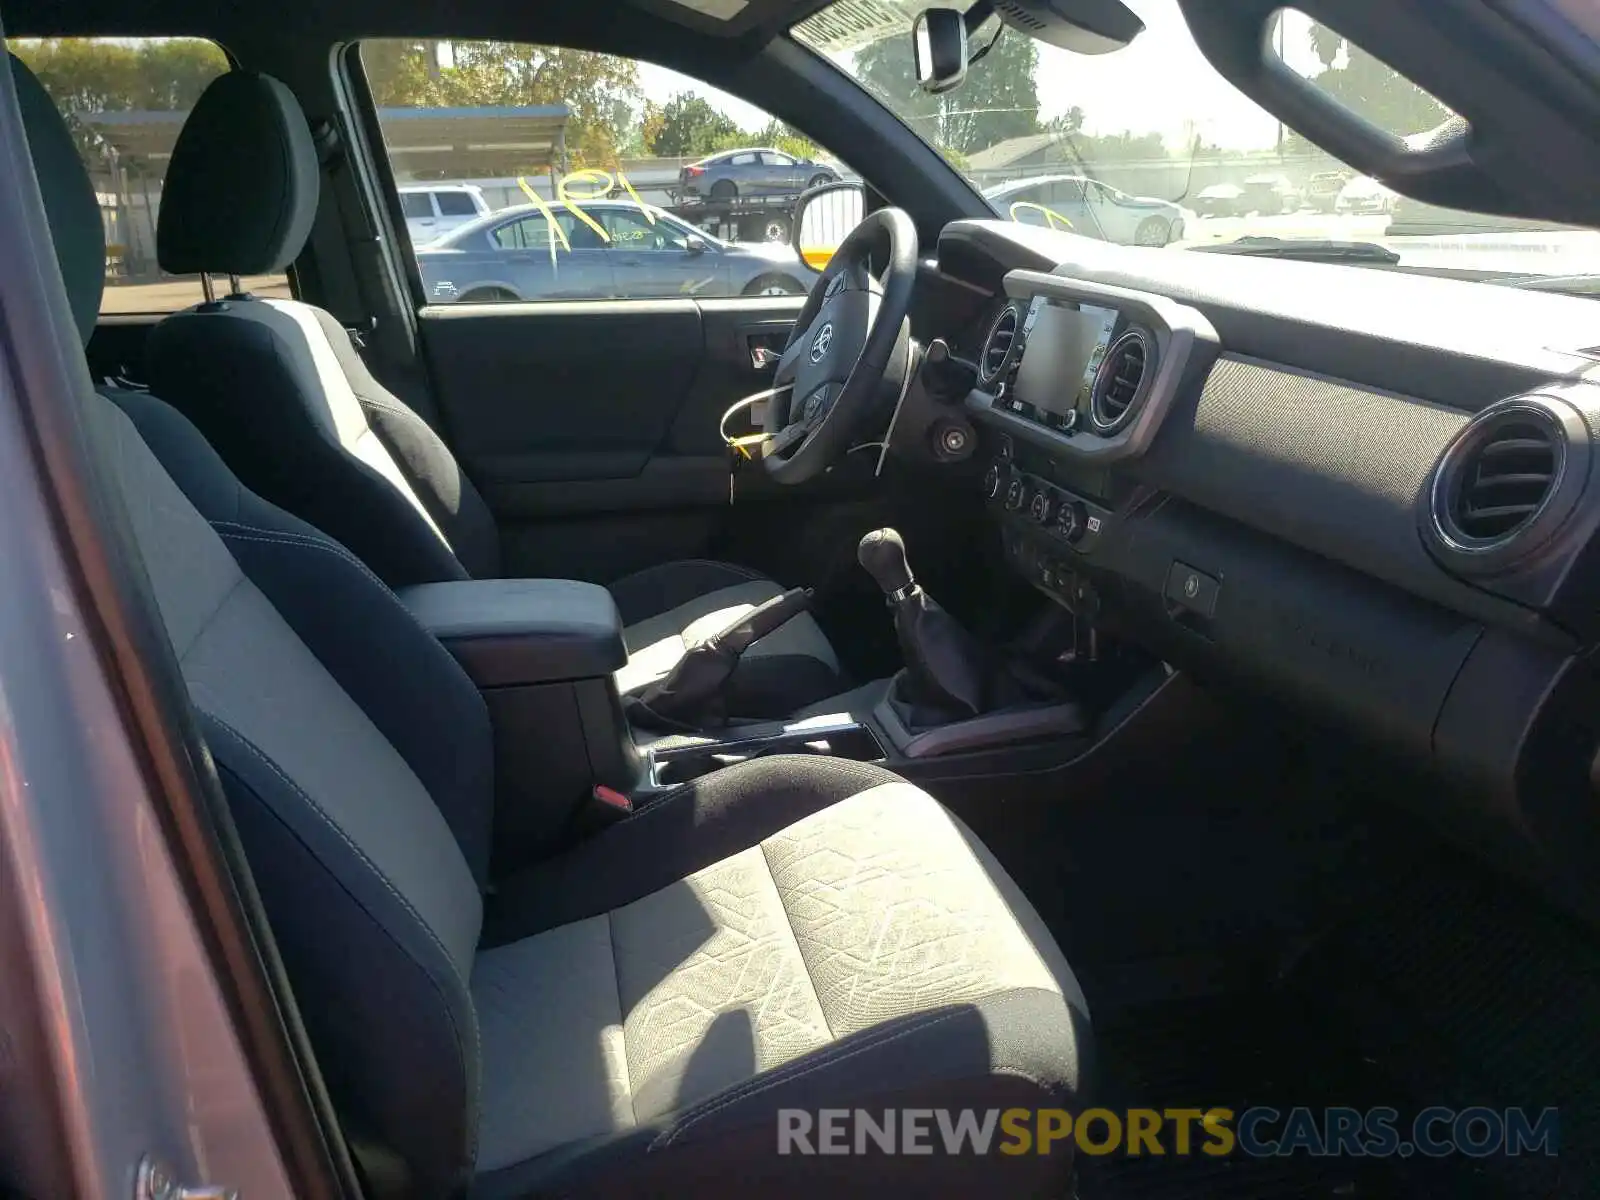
[361,41,849,304]
[763,151,796,167]
[603,209,687,252]
[400,193,435,218]
[12,37,291,315]
[491,212,580,251]
[435,191,479,217]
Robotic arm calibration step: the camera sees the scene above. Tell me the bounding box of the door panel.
[417,296,839,584]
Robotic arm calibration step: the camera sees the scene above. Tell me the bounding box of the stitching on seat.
[758,840,833,1041]
[605,911,637,1125]
[214,521,391,592]
[213,524,480,690]
[203,715,482,1165]
[652,1009,967,1149]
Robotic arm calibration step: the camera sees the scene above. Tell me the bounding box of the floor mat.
[1080,991,1425,1200]
[1077,843,1595,1200]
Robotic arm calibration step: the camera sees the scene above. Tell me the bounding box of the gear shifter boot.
[858,528,988,718]
[891,587,986,718]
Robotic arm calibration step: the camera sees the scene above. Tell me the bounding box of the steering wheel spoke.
[764,419,812,459]
[760,206,918,485]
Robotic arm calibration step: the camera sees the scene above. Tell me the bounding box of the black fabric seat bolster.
[482,756,898,946]
[104,386,496,884]
[143,312,477,588]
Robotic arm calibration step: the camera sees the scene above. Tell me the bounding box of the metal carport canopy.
[83,104,573,177]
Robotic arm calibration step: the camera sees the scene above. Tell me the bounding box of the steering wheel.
[762,206,918,484]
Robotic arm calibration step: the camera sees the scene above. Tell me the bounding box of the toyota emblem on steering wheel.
[809,322,834,364]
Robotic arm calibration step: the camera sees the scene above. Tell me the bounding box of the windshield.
[794,0,1600,281]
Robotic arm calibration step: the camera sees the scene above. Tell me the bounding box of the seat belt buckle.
[589,784,634,823]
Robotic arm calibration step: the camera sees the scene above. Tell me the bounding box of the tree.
[363,40,642,166]
[753,117,821,162]
[649,91,739,157]
[11,38,228,156]
[856,27,1040,156]
[1301,22,1449,138]
[1048,107,1085,140]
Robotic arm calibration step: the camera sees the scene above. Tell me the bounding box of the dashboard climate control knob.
[1004,477,1027,512]
[1029,489,1054,525]
[1055,500,1088,543]
[982,463,1003,500]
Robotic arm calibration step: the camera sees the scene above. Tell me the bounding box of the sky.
[637,0,1330,152]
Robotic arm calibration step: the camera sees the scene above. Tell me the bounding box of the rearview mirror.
[913,8,968,94]
[792,181,866,272]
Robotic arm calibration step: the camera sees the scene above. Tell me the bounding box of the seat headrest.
[9,53,105,345]
[157,71,318,278]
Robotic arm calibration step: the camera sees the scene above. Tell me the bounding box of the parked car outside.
[1242,173,1300,214]
[1336,175,1398,215]
[1306,170,1349,213]
[398,183,492,245]
[415,199,819,302]
[1193,182,1245,217]
[679,147,839,199]
[983,174,1192,246]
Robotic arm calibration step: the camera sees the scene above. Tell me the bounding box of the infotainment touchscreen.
[1011,297,1120,427]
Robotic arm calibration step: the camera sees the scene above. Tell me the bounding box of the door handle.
[744,325,793,371]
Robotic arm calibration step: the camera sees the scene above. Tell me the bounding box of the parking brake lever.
[629,587,814,727]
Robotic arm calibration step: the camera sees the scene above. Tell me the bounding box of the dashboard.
[929,218,1600,895]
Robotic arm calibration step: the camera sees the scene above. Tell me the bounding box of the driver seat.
[141,70,843,717]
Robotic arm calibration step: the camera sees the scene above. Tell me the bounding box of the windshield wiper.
[1491,273,1600,299]
[1190,237,1402,265]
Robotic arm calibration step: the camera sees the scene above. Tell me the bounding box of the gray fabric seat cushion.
[472,759,1089,1198]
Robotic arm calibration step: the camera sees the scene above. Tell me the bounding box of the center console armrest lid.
[399,579,627,687]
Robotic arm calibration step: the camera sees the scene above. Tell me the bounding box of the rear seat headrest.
[157,71,318,279]
[8,52,105,345]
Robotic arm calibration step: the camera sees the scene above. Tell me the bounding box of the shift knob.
[858,528,915,597]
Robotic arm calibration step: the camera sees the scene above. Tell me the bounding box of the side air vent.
[1089,328,1152,433]
[979,303,1020,386]
[1426,395,1590,573]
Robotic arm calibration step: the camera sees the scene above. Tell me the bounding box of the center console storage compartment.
[400,579,641,870]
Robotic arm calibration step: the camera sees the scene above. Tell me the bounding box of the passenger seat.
[13,51,1091,1199]
[141,70,843,719]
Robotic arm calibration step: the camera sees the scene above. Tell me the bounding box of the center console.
[968,271,1219,615]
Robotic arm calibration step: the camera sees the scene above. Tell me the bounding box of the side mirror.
[913,8,968,94]
[685,236,710,256]
[792,181,866,272]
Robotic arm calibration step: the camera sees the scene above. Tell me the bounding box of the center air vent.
[1426,395,1590,574]
[1089,329,1152,433]
[980,303,1019,386]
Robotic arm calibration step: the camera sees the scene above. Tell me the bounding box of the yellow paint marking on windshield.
[615,170,655,223]
[516,176,570,258]
[1009,201,1074,231]
[558,169,614,244]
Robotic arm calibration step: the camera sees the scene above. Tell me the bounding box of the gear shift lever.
[858,528,988,719]
[857,528,917,599]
